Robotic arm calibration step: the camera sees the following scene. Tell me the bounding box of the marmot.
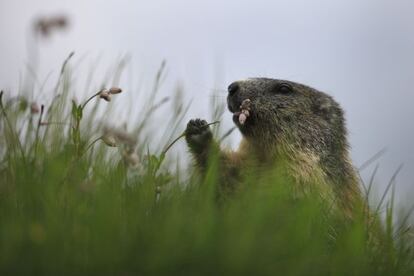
[185,78,362,217]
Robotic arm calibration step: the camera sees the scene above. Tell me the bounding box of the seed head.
[101,134,117,147]
[240,99,251,110]
[99,91,112,102]
[239,113,248,125]
[109,87,122,94]
[30,103,40,114]
[34,15,69,37]
[51,16,68,28]
[102,127,137,148]
[122,149,140,168]
[238,98,251,125]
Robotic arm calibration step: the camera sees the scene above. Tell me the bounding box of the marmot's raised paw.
[185,119,213,153]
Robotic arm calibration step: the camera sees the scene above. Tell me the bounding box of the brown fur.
[186,78,363,219]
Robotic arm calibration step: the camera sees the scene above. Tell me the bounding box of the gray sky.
[1,0,414,206]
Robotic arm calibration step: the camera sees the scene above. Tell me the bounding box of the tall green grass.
[0,56,413,275]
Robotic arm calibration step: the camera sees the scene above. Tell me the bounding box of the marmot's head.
[227,78,347,153]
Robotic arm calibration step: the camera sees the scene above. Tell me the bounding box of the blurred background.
[1,0,414,207]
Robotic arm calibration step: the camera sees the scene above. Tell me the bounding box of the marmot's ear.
[313,96,334,121]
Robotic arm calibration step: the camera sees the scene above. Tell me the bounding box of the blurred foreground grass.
[0,57,413,275]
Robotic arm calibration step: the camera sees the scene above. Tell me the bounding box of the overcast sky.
[1,0,414,206]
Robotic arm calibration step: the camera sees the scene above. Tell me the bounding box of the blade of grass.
[374,164,404,216]
[358,148,387,171]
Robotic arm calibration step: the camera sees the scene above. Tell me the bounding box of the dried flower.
[123,150,140,168]
[34,15,68,37]
[109,87,122,94]
[99,91,112,102]
[240,99,251,110]
[239,113,248,125]
[30,103,40,114]
[101,133,117,147]
[102,127,137,148]
[51,17,68,28]
[238,99,251,125]
[103,127,136,147]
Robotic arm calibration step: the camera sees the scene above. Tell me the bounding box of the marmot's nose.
[228,82,240,96]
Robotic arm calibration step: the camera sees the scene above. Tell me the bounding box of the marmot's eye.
[277,83,293,94]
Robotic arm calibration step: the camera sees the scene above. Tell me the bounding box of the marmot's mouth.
[230,98,252,128]
[232,112,242,125]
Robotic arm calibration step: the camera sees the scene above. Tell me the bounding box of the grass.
[0,56,414,275]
